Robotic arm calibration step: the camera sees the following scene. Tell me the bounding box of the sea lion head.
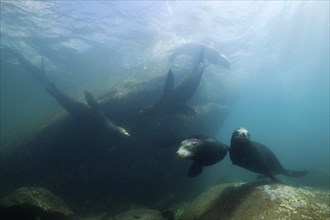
[176,138,202,159]
[231,127,250,144]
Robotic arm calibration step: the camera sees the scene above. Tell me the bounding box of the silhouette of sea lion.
[46,83,130,138]
[143,47,206,116]
[4,46,130,138]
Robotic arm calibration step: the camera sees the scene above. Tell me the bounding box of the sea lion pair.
[177,128,308,182]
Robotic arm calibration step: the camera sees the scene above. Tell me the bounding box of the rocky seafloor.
[1,182,329,220]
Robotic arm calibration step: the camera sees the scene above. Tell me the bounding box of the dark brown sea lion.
[229,127,308,183]
[177,135,229,177]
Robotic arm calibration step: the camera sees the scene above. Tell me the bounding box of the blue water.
[1,0,329,212]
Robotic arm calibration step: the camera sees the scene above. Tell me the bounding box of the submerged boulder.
[178,182,330,220]
[0,187,73,220]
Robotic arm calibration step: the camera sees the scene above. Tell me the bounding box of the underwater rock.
[0,187,73,220]
[178,182,330,220]
[113,208,166,220]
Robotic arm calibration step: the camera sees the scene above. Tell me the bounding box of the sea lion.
[142,47,206,116]
[229,127,308,183]
[4,47,130,138]
[45,83,130,138]
[176,135,229,177]
[169,42,231,69]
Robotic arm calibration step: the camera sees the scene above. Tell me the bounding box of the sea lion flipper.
[282,169,309,177]
[188,162,203,177]
[84,91,100,111]
[142,69,174,114]
[158,69,175,104]
[263,167,284,184]
[265,169,283,183]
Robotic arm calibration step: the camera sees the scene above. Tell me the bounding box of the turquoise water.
[1,0,329,214]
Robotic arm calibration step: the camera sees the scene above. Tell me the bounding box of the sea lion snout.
[237,132,249,139]
[176,140,196,159]
[176,147,192,159]
[176,151,185,159]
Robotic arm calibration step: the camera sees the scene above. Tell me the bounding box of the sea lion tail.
[160,69,175,102]
[282,169,309,177]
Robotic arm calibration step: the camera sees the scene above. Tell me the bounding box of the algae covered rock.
[179,182,330,220]
[113,208,166,220]
[0,187,73,220]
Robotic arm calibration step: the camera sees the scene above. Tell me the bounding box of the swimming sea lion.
[143,47,206,116]
[45,83,130,138]
[169,42,231,69]
[229,127,308,183]
[3,47,130,138]
[176,135,229,177]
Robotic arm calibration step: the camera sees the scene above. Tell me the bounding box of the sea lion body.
[143,48,205,116]
[229,128,308,183]
[4,47,130,139]
[45,84,129,138]
[177,135,229,177]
